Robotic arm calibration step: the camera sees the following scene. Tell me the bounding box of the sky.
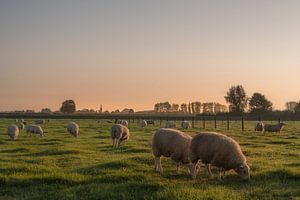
[0,0,300,112]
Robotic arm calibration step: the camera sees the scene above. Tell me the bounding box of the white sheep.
[25,125,44,136]
[181,121,191,129]
[139,120,147,128]
[67,122,79,137]
[264,122,286,133]
[189,132,250,180]
[152,128,194,174]
[7,125,19,140]
[165,121,176,129]
[111,124,130,148]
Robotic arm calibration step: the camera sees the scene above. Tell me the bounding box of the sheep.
[264,122,286,133]
[254,122,264,132]
[146,120,155,125]
[7,125,19,140]
[116,120,129,127]
[34,119,45,125]
[17,122,25,131]
[189,132,250,181]
[25,125,44,136]
[110,124,130,148]
[181,121,191,129]
[165,121,176,129]
[152,128,194,174]
[67,122,79,137]
[139,120,147,128]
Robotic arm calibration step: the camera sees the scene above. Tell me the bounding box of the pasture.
[0,119,299,200]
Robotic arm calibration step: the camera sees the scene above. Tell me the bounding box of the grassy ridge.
[0,119,299,200]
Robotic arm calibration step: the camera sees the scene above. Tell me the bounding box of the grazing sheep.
[7,125,19,140]
[147,120,155,125]
[254,122,264,132]
[34,119,45,125]
[111,124,130,148]
[67,122,79,137]
[189,132,250,180]
[152,128,193,174]
[25,125,44,136]
[139,120,147,128]
[17,122,25,131]
[264,122,286,133]
[165,121,176,129]
[181,121,191,129]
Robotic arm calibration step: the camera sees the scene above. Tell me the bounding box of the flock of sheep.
[6,118,287,181]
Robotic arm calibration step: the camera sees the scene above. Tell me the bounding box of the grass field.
[0,119,299,200]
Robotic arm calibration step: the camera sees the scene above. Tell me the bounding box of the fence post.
[214,117,217,129]
[227,116,229,130]
[242,117,244,132]
[203,117,206,129]
[192,117,195,128]
[278,118,281,123]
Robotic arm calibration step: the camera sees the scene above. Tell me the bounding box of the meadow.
[0,118,299,200]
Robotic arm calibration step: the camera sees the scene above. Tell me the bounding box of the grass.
[0,118,299,200]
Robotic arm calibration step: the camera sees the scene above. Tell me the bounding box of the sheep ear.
[239,165,244,169]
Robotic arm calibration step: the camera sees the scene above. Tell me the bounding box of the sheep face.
[234,163,250,180]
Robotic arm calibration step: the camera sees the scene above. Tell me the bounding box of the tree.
[294,102,300,113]
[41,108,52,114]
[60,100,76,114]
[224,85,248,115]
[286,101,298,113]
[249,93,273,114]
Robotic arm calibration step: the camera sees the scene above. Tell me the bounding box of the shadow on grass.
[98,146,149,154]
[26,149,81,157]
[0,148,30,153]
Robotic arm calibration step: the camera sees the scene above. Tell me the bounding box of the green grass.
[0,119,299,200]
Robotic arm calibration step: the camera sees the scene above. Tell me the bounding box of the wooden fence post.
[227,116,229,130]
[214,117,217,129]
[242,117,244,132]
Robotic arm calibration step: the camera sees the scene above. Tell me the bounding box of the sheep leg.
[217,168,224,181]
[176,163,180,173]
[112,139,115,147]
[116,138,120,148]
[206,164,213,178]
[191,162,199,179]
[155,157,163,173]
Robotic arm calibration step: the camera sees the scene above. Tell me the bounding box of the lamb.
[152,128,194,174]
[139,120,147,128]
[110,124,130,148]
[181,121,191,129]
[189,132,250,180]
[7,125,19,140]
[34,119,45,125]
[254,122,264,132]
[165,121,176,129]
[264,122,286,133]
[67,122,79,137]
[25,125,44,136]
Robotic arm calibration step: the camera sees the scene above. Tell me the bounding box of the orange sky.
[0,1,300,112]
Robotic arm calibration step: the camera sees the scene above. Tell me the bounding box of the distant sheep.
[7,125,19,140]
[264,122,286,133]
[139,120,147,128]
[34,119,45,125]
[152,128,193,174]
[25,125,44,136]
[67,122,79,137]
[146,120,155,125]
[181,121,191,129]
[254,122,264,132]
[111,124,130,148]
[189,132,250,180]
[165,121,176,129]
